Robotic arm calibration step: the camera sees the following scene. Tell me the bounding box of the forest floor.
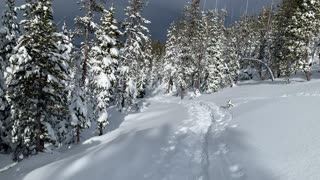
[1,71,320,180]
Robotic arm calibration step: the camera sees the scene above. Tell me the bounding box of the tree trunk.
[180,85,184,100]
[76,125,80,144]
[305,71,311,81]
[36,74,45,153]
[165,77,173,94]
[35,119,41,152]
[98,123,103,136]
[82,0,93,84]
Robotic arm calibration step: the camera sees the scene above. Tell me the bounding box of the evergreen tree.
[68,48,89,143]
[271,0,302,78]
[0,0,19,152]
[170,0,202,98]
[74,0,104,143]
[271,0,320,80]
[7,0,70,160]
[175,20,191,99]
[118,0,151,110]
[163,22,179,93]
[56,21,74,145]
[289,0,320,80]
[220,10,240,85]
[75,0,103,84]
[202,11,225,92]
[184,0,202,92]
[90,6,121,135]
[255,7,274,80]
[223,30,240,83]
[149,40,165,87]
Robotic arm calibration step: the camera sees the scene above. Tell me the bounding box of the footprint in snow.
[229,165,245,178]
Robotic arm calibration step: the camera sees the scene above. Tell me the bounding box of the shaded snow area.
[2,77,320,180]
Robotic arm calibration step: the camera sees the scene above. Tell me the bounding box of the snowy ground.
[2,73,320,180]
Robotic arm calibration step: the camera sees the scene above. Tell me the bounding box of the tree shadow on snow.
[208,127,279,180]
[237,80,288,86]
[28,125,173,180]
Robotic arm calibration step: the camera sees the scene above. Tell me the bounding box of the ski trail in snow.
[148,96,243,180]
[201,102,244,180]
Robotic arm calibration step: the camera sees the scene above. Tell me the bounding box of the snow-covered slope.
[2,77,320,180]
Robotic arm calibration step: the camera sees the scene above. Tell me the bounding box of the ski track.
[148,96,243,180]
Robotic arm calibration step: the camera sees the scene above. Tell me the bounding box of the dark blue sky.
[0,0,278,40]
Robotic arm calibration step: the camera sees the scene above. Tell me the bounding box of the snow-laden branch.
[240,58,275,81]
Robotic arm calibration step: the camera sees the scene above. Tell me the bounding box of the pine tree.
[74,0,104,143]
[90,6,121,135]
[168,0,202,98]
[163,23,179,93]
[0,0,19,153]
[271,0,320,80]
[75,0,103,84]
[149,40,165,87]
[118,0,151,110]
[219,9,240,85]
[175,20,191,99]
[56,21,74,145]
[7,0,70,160]
[68,49,89,143]
[184,0,202,92]
[223,25,240,84]
[289,0,320,80]
[271,0,301,78]
[254,7,274,79]
[202,11,226,92]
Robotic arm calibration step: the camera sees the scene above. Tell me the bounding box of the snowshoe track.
[149,96,243,180]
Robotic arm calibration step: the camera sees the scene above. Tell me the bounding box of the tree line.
[162,0,320,99]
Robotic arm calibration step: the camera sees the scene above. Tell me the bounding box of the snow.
[0,155,17,173]
[2,75,320,180]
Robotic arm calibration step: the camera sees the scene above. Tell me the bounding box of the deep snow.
[2,74,320,180]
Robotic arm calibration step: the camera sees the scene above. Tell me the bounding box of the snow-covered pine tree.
[75,0,103,84]
[118,0,151,110]
[141,34,153,93]
[175,20,191,99]
[289,0,320,80]
[270,7,288,78]
[250,7,273,79]
[163,22,179,93]
[7,0,69,160]
[223,28,240,84]
[229,14,262,80]
[271,0,303,79]
[55,21,74,145]
[0,0,19,152]
[170,0,202,98]
[219,9,240,85]
[58,21,89,144]
[90,6,121,136]
[270,0,320,80]
[184,0,202,92]
[149,40,165,87]
[74,0,104,143]
[0,0,19,64]
[202,10,226,92]
[68,49,89,143]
